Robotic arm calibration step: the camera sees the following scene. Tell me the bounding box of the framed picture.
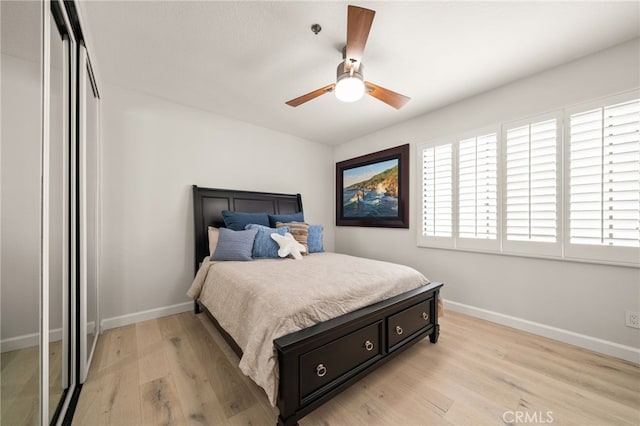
[336,144,409,228]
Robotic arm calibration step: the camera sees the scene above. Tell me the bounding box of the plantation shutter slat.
[569,99,640,248]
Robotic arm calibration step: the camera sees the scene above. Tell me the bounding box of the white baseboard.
[444,300,640,365]
[1,328,63,353]
[100,301,193,331]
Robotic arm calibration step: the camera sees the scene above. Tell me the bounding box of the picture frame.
[336,144,409,228]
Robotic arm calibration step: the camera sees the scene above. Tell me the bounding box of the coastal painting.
[336,144,409,228]
[343,159,399,218]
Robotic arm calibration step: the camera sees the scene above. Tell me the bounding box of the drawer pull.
[395,325,403,335]
[364,340,374,351]
[316,363,327,377]
[422,312,429,321]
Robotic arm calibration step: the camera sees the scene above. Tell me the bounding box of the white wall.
[99,85,335,325]
[334,39,640,360]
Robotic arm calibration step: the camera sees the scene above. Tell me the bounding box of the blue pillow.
[222,211,269,231]
[245,224,290,258]
[211,227,258,261]
[268,212,304,228]
[308,224,324,253]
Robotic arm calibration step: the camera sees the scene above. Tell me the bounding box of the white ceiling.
[81,1,640,146]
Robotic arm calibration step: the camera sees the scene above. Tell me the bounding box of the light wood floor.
[1,340,64,425]
[72,310,640,425]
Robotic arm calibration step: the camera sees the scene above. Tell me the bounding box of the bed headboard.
[192,185,303,274]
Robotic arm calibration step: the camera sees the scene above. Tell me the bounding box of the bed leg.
[194,300,201,314]
[277,415,298,426]
[429,324,440,343]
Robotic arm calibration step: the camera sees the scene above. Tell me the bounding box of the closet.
[1,1,100,424]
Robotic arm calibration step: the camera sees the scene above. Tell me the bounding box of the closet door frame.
[56,0,79,422]
[66,2,79,411]
[40,1,51,422]
[43,1,78,423]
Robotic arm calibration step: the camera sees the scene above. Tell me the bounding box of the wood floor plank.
[442,317,640,424]
[98,324,142,425]
[140,375,187,426]
[332,350,453,424]
[447,313,640,404]
[72,310,640,426]
[136,318,170,386]
[225,403,275,426]
[192,314,280,421]
[157,315,228,425]
[172,313,259,420]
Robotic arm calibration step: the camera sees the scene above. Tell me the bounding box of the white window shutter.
[566,96,639,265]
[505,119,558,243]
[569,100,639,248]
[418,142,454,247]
[458,132,498,242]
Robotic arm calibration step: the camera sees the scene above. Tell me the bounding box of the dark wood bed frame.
[192,185,443,425]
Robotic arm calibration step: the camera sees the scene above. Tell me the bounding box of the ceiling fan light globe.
[335,77,365,102]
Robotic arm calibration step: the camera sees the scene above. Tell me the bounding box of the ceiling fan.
[285,5,410,110]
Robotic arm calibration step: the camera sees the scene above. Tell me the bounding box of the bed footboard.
[274,281,443,426]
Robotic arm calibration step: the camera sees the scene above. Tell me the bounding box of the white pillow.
[208,226,220,255]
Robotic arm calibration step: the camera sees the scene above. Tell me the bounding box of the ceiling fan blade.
[285,83,336,107]
[365,81,411,109]
[345,5,375,72]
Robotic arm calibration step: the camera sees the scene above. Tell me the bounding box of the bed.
[189,186,443,425]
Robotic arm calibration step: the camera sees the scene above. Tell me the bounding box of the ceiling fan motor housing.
[336,61,364,83]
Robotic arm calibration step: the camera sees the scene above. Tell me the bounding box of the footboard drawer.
[387,298,433,349]
[299,321,382,399]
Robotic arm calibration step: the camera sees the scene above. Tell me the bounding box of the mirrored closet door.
[1,1,44,424]
[1,1,89,424]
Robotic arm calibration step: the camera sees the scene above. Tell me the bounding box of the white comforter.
[186,252,429,406]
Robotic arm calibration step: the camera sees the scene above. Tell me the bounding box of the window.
[417,91,639,267]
